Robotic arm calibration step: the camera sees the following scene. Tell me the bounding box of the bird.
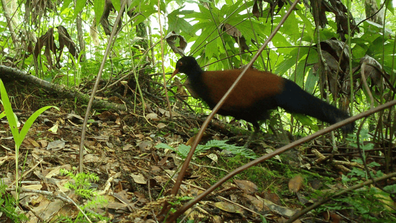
[172,56,354,134]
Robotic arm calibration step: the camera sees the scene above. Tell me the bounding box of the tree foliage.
[0,0,395,136]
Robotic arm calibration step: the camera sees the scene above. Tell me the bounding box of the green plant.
[60,169,108,222]
[0,180,28,222]
[345,129,382,182]
[60,169,99,199]
[0,79,58,202]
[316,188,396,223]
[313,130,396,222]
[156,139,257,159]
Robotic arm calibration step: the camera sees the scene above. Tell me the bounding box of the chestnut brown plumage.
[172,56,354,132]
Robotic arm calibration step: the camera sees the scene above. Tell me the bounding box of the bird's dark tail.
[275,79,354,132]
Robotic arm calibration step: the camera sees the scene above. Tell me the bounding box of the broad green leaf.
[305,49,318,64]
[221,0,245,18]
[275,47,310,75]
[178,144,192,158]
[112,0,121,11]
[290,61,307,87]
[385,0,394,14]
[305,68,319,94]
[275,56,296,75]
[296,9,314,41]
[74,0,86,18]
[293,113,316,130]
[168,8,194,35]
[94,0,105,26]
[205,33,218,60]
[61,0,73,13]
[281,11,300,42]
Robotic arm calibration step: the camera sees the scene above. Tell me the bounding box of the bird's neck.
[186,66,216,108]
[185,64,204,78]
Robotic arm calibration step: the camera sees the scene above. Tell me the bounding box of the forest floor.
[0,77,395,223]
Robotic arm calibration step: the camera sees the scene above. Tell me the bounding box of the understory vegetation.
[0,0,395,222]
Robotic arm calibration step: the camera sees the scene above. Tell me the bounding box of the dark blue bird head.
[172,56,202,77]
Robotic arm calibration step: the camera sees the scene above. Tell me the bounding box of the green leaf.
[204,140,257,159]
[221,0,245,17]
[205,33,218,60]
[94,0,105,26]
[305,68,319,94]
[61,0,73,13]
[385,0,394,14]
[0,79,58,147]
[155,143,176,151]
[74,0,86,17]
[275,47,309,75]
[0,79,20,144]
[134,7,157,24]
[306,49,318,64]
[168,8,194,35]
[293,113,316,130]
[112,0,121,12]
[178,144,192,158]
[296,10,314,41]
[19,106,59,146]
[0,111,5,119]
[290,61,306,86]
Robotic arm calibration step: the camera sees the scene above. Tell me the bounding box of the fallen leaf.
[146,113,158,121]
[289,175,304,193]
[234,179,258,194]
[123,144,134,151]
[214,201,243,214]
[84,154,100,163]
[46,140,65,151]
[157,123,167,129]
[131,173,146,184]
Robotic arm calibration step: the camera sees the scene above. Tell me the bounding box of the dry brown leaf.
[260,198,297,218]
[214,201,243,214]
[55,203,79,220]
[234,179,258,194]
[32,198,64,221]
[360,55,384,88]
[37,139,48,148]
[150,165,161,173]
[252,0,262,18]
[123,144,134,151]
[56,179,71,193]
[288,175,304,193]
[165,31,187,56]
[262,190,281,205]
[146,112,158,121]
[46,140,65,150]
[221,23,250,52]
[244,194,265,211]
[138,141,153,150]
[157,123,167,129]
[45,166,61,178]
[135,134,145,139]
[22,184,42,190]
[131,173,146,184]
[26,137,40,147]
[84,154,100,163]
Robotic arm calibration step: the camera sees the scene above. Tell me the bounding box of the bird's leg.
[244,122,261,148]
